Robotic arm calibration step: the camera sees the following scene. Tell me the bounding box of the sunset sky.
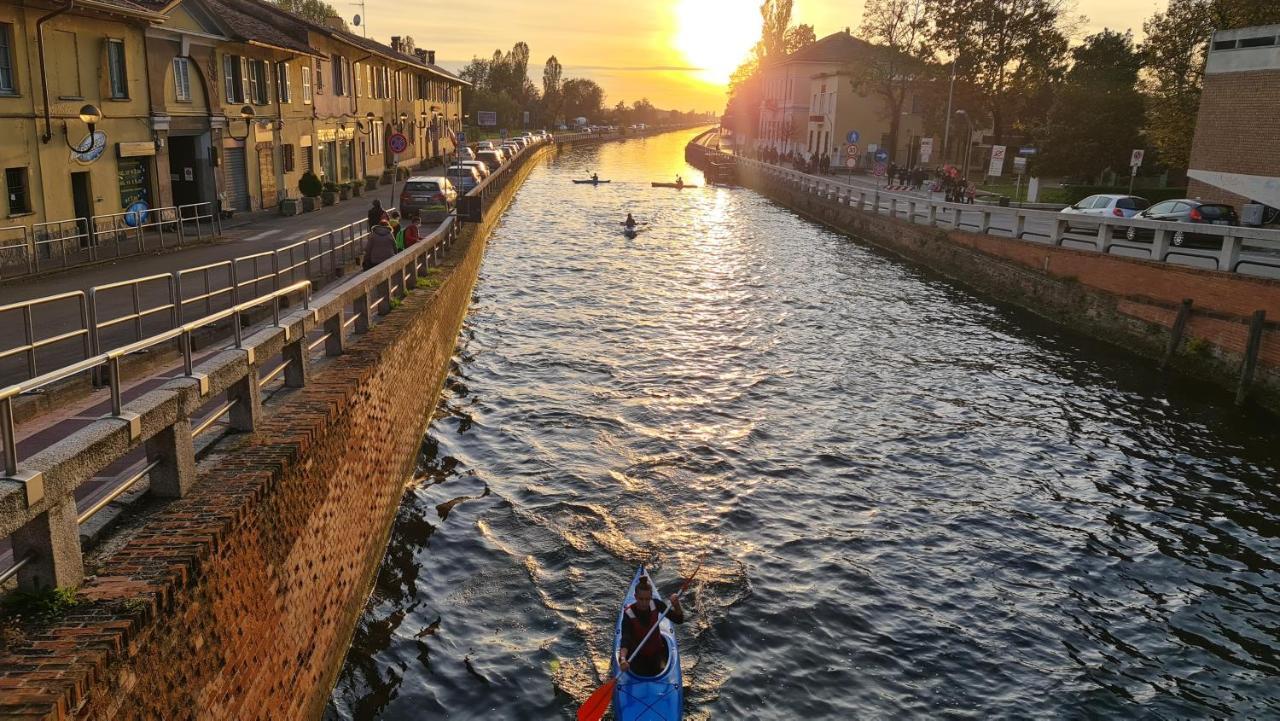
[355,0,1161,112]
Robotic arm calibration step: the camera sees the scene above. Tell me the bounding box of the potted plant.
[351,180,363,197]
[321,181,339,206]
[365,175,380,191]
[279,195,302,216]
[299,172,323,212]
[338,182,352,201]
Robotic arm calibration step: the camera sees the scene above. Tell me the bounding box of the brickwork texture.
[1186,69,1280,208]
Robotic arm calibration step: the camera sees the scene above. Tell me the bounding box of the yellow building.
[0,0,163,232]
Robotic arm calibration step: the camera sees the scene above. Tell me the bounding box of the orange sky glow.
[355,0,1162,112]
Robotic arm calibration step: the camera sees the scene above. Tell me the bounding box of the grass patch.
[2,587,81,624]
[389,298,403,311]
[1185,337,1212,357]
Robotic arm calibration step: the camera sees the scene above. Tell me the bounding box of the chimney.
[323,15,345,31]
[390,36,402,53]
[414,49,428,63]
[426,50,436,65]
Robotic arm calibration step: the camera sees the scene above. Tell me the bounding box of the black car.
[1124,199,1238,249]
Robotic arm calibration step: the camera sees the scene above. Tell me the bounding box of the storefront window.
[322,141,337,181]
[118,157,152,214]
[338,140,353,182]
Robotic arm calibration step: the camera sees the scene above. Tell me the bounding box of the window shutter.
[285,63,292,102]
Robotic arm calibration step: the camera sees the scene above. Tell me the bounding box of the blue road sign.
[456,132,467,143]
[874,148,889,163]
[847,130,860,144]
[1019,146,1038,155]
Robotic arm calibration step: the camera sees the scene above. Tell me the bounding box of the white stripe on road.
[243,229,282,242]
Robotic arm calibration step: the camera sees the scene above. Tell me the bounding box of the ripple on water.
[327,130,1280,720]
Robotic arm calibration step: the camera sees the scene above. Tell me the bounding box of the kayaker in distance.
[624,213,637,229]
[592,172,599,183]
[675,175,684,189]
[617,576,685,676]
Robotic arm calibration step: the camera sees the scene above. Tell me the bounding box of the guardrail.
[0,202,220,281]
[726,154,1280,277]
[0,212,461,592]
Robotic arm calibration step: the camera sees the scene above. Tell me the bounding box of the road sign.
[500,128,508,139]
[387,132,408,154]
[874,148,889,163]
[846,130,860,144]
[1019,146,1038,156]
[845,143,859,158]
[1013,156,1027,174]
[845,156,857,168]
[988,144,1007,177]
[456,132,467,143]
[477,111,498,127]
[919,137,934,164]
[1130,149,1145,168]
[874,162,887,177]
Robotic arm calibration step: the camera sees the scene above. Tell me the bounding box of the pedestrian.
[367,199,385,228]
[387,209,403,249]
[400,214,422,248]
[362,219,397,270]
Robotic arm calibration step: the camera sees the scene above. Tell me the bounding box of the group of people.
[363,199,425,270]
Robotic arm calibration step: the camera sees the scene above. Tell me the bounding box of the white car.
[1060,194,1150,220]
[476,141,495,151]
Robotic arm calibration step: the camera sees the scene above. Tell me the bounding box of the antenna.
[349,0,367,36]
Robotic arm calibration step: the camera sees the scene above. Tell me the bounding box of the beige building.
[0,0,163,234]
[757,30,925,169]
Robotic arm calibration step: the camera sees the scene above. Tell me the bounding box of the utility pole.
[942,56,956,163]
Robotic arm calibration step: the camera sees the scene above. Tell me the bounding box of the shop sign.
[72,131,108,165]
[117,141,156,158]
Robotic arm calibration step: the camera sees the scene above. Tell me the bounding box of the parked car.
[445,165,483,194]
[507,137,528,150]
[476,141,495,151]
[500,143,520,158]
[476,150,505,172]
[460,159,491,178]
[1060,194,1150,230]
[1124,199,1239,248]
[456,146,477,161]
[400,177,457,222]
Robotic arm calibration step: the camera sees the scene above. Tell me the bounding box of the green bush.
[298,172,323,198]
[322,181,340,193]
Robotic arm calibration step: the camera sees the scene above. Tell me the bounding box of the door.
[257,145,277,209]
[168,136,202,207]
[71,172,94,247]
[223,146,250,212]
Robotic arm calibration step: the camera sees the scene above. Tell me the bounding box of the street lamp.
[226,105,255,141]
[61,103,103,151]
[955,109,974,178]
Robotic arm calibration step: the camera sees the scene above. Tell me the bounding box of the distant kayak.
[610,567,682,721]
[623,227,640,239]
[574,179,611,184]
[651,182,696,189]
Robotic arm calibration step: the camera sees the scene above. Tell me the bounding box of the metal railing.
[0,208,461,592]
[730,155,1280,277]
[0,202,220,281]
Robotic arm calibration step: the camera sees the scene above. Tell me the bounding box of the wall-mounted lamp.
[356,111,376,135]
[226,105,255,141]
[62,103,103,152]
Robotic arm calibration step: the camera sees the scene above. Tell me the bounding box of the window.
[333,55,348,96]
[301,63,311,104]
[223,54,244,103]
[282,144,295,172]
[173,57,191,101]
[370,121,383,154]
[248,59,268,104]
[315,60,324,94]
[5,167,29,215]
[0,23,15,95]
[276,61,290,103]
[107,39,128,99]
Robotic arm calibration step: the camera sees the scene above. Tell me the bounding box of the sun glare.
[673,0,761,86]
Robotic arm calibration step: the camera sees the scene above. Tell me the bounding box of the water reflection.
[327,130,1280,720]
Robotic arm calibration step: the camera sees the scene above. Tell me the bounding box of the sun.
[673,0,761,86]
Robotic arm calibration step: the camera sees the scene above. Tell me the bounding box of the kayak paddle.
[576,559,705,721]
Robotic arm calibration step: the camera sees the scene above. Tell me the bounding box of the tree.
[1036,30,1145,180]
[759,0,795,59]
[542,56,563,125]
[785,24,816,52]
[275,0,346,28]
[561,78,606,121]
[1140,0,1280,168]
[855,0,931,163]
[926,0,1072,142]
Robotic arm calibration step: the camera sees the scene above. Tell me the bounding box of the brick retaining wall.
[741,163,1280,412]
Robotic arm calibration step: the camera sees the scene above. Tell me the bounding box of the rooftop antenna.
[350,0,367,36]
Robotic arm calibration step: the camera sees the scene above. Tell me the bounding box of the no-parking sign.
[388,132,409,154]
[874,162,887,177]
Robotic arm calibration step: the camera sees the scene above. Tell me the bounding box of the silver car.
[444,165,482,194]
[460,159,491,178]
[400,176,458,222]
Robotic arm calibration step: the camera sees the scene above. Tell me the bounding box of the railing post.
[324,311,345,356]
[950,205,963,230]
[282,332,309,388]
[376,277,392,315]
[354,292,371,333]
[927,203,938,227]
[907,200,917,223]
[980,210,992,234]
[1014,211,1027,239]
[1050,218,1066,246]
[1219,233,1241,272]
[12,498,84,590]
[1097,223,1113,254]
[1151,228,1171,262]
[145,416,196,498]
[227,362,262,432]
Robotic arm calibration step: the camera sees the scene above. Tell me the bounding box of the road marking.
[243,229,282,242]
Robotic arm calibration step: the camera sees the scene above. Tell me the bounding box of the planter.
[301,196,320,212]
[279,198,302,216]
[321,191,338,206]
[338,188,351,201]
[365,177,380,191]
[380,170,394,185]
[351,183,363,197]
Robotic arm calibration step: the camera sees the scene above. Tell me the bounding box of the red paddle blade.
[577,676,617,721]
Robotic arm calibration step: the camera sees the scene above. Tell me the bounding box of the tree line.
[726,0,1280,181]
[458,43,710,131]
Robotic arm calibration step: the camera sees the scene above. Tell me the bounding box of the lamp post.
[942,57,956,165]
[955,109,973,179]
[61,103,103,151]
[226,105,255,141]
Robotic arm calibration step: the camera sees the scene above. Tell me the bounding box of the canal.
[326,129,1280,719]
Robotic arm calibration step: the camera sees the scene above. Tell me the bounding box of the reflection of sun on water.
[673,0,760,85]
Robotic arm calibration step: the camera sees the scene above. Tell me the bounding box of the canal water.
[326,130,1280,719]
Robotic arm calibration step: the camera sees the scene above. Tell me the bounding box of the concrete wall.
[738,162,1280,412]
[0,144,548,720]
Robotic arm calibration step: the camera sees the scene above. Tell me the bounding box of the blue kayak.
[610,567,683,720]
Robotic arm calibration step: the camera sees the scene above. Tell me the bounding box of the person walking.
[367,199,385,228]
[362,219,397,270]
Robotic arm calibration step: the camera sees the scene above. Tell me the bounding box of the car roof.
[407,175,448,182]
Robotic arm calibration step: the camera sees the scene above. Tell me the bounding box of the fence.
[0,201,220,281]
[728,155,1280,278]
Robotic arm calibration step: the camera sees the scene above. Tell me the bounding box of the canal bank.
[718,147,1280,414]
